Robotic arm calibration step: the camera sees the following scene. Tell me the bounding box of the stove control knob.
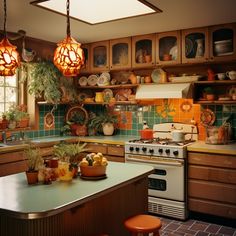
[158,148,163,154]
[149,149,154,154]
[165,149,170,154]
[135,147,140,152]
[129,146,134,152]
[142,147,147,152]
[173,150,179,156]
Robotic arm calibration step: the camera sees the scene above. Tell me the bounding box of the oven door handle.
[126,157,184,167]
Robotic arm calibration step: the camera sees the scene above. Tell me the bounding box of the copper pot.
[139,129,153,139]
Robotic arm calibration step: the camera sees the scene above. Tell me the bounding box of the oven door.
[125,154,185,201]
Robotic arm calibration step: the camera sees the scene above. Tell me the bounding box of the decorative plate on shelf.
[200,108,215,126]
[97,73,110,86]
[65,106,88,124]
[103,89,113,100]
[87,74,98,86]
[78,76,87,86]
[151,68,163,83]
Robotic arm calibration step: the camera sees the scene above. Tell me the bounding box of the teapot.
[226,71,236,80]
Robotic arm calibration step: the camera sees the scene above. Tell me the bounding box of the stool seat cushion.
[124,214,162,233]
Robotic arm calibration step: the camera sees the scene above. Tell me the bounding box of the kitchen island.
[0,162,153,236]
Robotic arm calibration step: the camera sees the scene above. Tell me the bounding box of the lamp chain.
[66,0,70,37]
[3,0,7,38]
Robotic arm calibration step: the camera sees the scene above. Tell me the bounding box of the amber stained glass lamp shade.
[0,0,20,76]
[53,0,84,77]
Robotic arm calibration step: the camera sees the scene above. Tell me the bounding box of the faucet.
[19,131,25,140]
[2,131,7,144]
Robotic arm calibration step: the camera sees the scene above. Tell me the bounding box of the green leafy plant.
[4,104,29,122]
[53,142,88,165]
[28,61,62,103]
[24,144,44,172]
[88,111,118,135]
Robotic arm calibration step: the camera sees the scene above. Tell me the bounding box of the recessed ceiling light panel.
[31,0,162,24]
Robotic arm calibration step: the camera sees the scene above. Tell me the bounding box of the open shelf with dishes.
[193,80,236,104]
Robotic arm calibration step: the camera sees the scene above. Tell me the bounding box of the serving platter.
[200,108,215,126]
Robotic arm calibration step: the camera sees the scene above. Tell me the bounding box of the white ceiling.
[1,0,236,44]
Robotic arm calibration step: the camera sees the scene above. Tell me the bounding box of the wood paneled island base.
[0,162,153,236]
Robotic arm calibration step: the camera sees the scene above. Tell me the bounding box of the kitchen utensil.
[171,129,185,142]
[214,39,233,56]
[139,129,153,139]
[226,71,236,80]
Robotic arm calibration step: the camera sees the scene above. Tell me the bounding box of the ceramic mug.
[22,48,36,62]
[217,73,226,80]
[226,71,236,80]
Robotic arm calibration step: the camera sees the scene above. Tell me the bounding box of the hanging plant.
[28,60,62,103]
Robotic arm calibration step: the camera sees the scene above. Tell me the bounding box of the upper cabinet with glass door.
[109,37,131,70]
[209,23,236,62]
[156,31,181,65]
[91,41,109,72]
[132,34,155,68]
[80,44,90,73]
[182,27,209,64]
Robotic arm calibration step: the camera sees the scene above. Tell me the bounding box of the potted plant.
[24,144,44,184]
[203,87,215,101]
[15,104,30,128]
[3,105,18,129]
[88,111,118,136]
[53,141,88,179]
[28,60,62,104]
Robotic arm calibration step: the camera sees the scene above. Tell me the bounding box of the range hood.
[135,83,193,99]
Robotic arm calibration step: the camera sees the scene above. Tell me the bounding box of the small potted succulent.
[24,144,44,184]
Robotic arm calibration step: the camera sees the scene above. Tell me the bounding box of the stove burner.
[128,138,195,146]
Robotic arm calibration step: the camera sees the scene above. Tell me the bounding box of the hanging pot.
[139,129,153,139]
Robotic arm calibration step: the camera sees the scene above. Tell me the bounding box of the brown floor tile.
[195,231,209,236]
[218,226,236,235]
[205,224,221,234]
[189,222,209,231]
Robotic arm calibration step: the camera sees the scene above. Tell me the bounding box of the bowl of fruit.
[79,152,108,177]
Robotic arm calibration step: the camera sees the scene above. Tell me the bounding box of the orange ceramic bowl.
[80,165,107,177]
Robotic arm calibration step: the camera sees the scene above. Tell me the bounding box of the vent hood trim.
[135,83,193,99]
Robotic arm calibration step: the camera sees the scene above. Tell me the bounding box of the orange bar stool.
[124,214,162,236]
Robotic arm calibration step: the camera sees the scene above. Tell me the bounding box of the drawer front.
[0,151,24,164]
[188,197,236,219]
[188,165,236,184]
[40,147,54,157]
[188,179,236,204]
[107,146,124,157]
[188,152,236,168]
[0,161,27,177]
[85,143,107,154]
[106,155,125,163]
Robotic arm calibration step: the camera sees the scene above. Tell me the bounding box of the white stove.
[125,123,198,220]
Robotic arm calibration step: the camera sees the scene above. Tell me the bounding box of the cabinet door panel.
[188,165,236,184]
[106,155,124,163]
[188,197,236,219]
[188,179,236,204]
[0,161,27,176]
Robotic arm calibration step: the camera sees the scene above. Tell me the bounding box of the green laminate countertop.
[0,135,137,153]
[0,162,153,220]
[187,141,236,155]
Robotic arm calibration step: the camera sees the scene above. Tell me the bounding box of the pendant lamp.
[0,0,20,76]
[53,0,84,77]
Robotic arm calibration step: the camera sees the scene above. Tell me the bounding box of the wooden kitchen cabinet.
[132,34,156,68]
[156,30,181,65]
[188,151,236,219]
[90,40,109,72]
[193,80,236,104]
[83,142,125,162]
[209,23,236,62]
[182,27,209,64]
[109,37,132,70]
[80,44,91,73]
[0,151,27,177]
